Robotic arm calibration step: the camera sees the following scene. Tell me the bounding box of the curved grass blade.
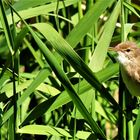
[89,1,121,72]
[32,23,119,108]
[6,5,107,137]
[2,68,51,125]
[66,0,114,48]
[21,64,119,127]
[0,0,78,27]
[26,25,106,139]
[0,0,13,54]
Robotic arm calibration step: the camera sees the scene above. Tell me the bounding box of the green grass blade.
[21,64,119,126]
[89,0,121,72]
[0,0,78,27]
[0,27,28,78]
[123,2,140,18]
[134,108,140,140]
[23,38,45,68]
[6,6,107,136]
[17,125,72,137]
[26,25,106,139]
[0,0,13,54]
[2,68,50,125]
[66,0,114,48]
[32,23,118,108]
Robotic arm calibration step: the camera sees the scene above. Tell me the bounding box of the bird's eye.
[125,49,131,52]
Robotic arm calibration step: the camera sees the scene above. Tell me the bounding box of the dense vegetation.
[0,0,140,139]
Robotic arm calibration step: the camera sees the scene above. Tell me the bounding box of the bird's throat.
[117,52,130,65]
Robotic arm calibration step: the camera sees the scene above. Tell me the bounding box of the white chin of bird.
[117,52,130,66]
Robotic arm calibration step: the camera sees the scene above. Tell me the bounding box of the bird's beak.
[108,47,118,52]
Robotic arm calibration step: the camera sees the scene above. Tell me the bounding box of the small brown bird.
[110,41,140,96]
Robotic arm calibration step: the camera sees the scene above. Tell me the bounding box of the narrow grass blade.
[89,0,121,72]
[134,108,140,140]
[27,25,106,138]
[21,64,119,126]
[32,23,118,108]
[0,0,13,54]
[5,6,107,137]
[2,68,50,125]
[66,0,114,48]
[123,2,140,18]
[1,0,78,27]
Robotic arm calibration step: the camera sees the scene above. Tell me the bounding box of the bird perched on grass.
[110,41,140,96]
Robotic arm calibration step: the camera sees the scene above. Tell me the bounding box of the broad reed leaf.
[17,124,94,139]
[0,0,78,27]
[32,23,118,107]
[26,24,106,138]
[21,64,119,126]
[17,125,71,137]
